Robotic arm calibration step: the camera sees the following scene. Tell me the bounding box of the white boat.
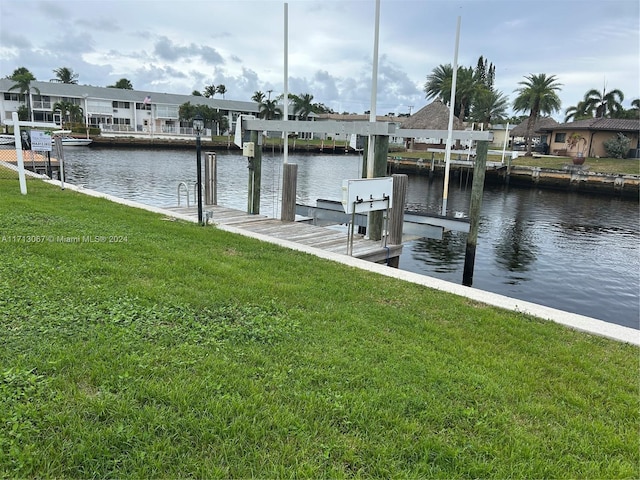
[55,136,93,147]
[0,134,14,145]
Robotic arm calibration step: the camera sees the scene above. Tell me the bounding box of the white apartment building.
[0,79,259,137]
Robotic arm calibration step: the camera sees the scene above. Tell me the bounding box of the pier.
[0,149,60,177]
[165,204,403,265]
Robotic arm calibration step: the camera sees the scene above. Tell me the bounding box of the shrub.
[603,133,631,159]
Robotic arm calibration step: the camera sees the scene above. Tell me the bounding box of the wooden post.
[387,174,408,268]
[462,140,488,286]
[247,130,262,214]
[281,163,298,221]
[368,135,389,241]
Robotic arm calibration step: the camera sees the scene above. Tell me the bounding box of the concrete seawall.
[388,158,640,198]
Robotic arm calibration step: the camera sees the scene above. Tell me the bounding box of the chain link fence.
[0,141,64,186]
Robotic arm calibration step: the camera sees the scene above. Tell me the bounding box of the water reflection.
[411,232,466,274]
[493,191,539,283]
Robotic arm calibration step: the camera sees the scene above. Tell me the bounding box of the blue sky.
[1,0,638,120]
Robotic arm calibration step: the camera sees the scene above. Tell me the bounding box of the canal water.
[61,148,639,329]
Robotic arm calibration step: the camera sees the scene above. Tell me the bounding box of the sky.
[1,0,638,121]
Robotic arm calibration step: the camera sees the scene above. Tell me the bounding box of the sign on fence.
[30,131,52,152]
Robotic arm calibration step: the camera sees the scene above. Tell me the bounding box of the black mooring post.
[462,140,488,287]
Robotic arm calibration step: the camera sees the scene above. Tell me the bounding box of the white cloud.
[0,0,637,118]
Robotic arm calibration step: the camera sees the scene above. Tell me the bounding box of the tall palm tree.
[513,73,562,156]
[51,67,79,84]
[203,85,217,98]
[424,64,454,102]
[216,84,227,99]
[583,88,624,118]
[292,93,314,120]
[258,99,282,120]
[9,68,39,121]
[470,89,509,127]
[424,64,479,121]
[252,91,265,103]
[564,100,594,122]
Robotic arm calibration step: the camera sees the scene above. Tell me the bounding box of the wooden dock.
[0,149,60,176]
[164,204,403,265]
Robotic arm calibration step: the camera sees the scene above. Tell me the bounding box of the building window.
[555,133,566,143]
[4,93,24,102]
[112,101,130,109]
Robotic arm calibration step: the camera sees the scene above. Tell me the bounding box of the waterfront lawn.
[1,177,638,478]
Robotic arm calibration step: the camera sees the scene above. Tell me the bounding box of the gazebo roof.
[510,117,559,137]
[400,99,464,130]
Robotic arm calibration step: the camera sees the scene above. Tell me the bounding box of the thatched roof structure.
[400,99,464,131]
[510,117,559,137]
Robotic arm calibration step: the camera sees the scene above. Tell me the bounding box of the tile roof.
[551,118,640,132]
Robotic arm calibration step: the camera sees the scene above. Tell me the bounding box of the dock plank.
[164,205,402,264]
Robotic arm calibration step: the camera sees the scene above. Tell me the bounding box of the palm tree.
[424,64,479,121]
[252,91,265,103]
[512,73,562,156]
[424,64,454,102]
[258,99,282,120]
[203,85,217,98]
[470,89,509,127]
[108,78,133,89]
[292,93,314,120]
[52,101,84,127]
[564,100,594,122]
[216,84,227,99]
[9,68,39,121]
[51,67,79,84]
[583,88,624,118]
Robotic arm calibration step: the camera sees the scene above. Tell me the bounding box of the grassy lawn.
[395,151,640,175]
[0,175,638,478]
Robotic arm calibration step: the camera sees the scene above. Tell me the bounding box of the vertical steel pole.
[442,15,461,216]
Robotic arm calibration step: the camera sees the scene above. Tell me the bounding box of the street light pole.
[193,114,205,225]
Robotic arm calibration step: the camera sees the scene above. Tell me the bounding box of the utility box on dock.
[242,142,255,157]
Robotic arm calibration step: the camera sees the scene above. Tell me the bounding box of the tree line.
[6,64,639,149]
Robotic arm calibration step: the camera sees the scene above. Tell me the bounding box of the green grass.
[396,151,640,175]
[0,175,638,478]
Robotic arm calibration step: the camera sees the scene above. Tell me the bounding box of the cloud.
[154,36,224,65]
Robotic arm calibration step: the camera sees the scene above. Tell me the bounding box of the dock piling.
[462,140,488,286]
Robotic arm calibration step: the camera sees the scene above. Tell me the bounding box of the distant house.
[488,124,510,148]
[547,118,640,158]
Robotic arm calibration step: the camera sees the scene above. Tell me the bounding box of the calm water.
[62,147,640,329]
